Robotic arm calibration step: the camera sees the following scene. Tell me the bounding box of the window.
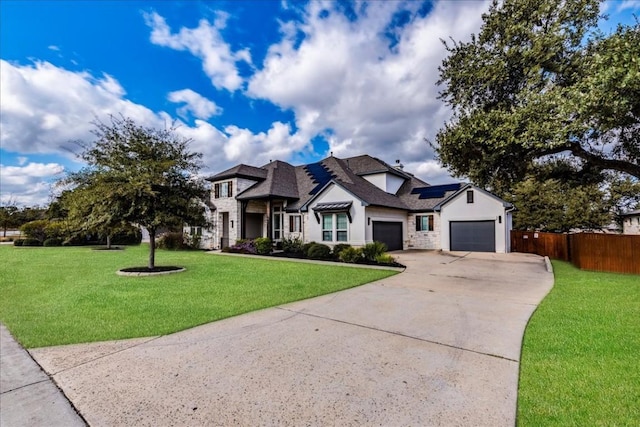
[466,190,474,203]
[273,206,282,240]
[336,213,348,242]
[190,226,202,236]
[289,215,302,232]
[322,213,349,242]
[214,181,233,198]
[322,214,333,241]
[416,215,434,231]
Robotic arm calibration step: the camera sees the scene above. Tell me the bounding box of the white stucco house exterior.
[191,154,514,252]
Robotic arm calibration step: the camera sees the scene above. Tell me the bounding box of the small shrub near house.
[226,239,257,254]
[306,243,332,260]
[282,236,304,254]
[331,243,352,259]
[361,241,388,262]
[302,241,317,257]
[375,253,396,265]
[253,237,273,255]
[339,246,363,263]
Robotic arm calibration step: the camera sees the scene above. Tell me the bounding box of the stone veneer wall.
[406,213,441,250]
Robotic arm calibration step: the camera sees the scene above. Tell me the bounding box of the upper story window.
[466,190,474,203]
[214,181,233,198]
[416,215,434,231]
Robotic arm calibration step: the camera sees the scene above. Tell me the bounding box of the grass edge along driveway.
[0,245,397,348]
[517,261,639,426]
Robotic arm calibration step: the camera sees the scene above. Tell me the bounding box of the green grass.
[517,261,640,426]
[0,244,397,348]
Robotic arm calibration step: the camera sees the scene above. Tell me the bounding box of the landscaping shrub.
[375,253,396,265]
[253,237,273,255]
[22,238,42,247]
[339,246,363,263]
[228,240,257,254]
[13,239,25,246]
[20,220,49,243]
[110,227,142,245]
[307,243,332,260]
[302,241,317,257]
[282,237,304,254]
[332,243,351,258]
[156,232,185,250]
[361,241,388,262]
[44,221,67,240]
[43,238,63,247]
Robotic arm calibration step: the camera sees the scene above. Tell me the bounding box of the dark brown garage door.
[372,221,403,251]
[450,221,495,252]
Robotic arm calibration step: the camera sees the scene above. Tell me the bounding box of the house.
[194,154,514,252]
[621,209,640,235]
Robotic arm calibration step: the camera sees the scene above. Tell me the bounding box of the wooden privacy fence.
[511,230,640,275]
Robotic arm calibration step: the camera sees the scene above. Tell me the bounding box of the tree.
[436,0,639,193]
[0,199,19,237]
[65,116,208,269]
[512,177,611,232]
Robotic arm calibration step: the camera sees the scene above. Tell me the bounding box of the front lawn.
[0,244,397,348]
[517,261,640,425]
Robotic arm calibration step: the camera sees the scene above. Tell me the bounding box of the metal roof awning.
[312,201,353,223]
[312,201,353,211]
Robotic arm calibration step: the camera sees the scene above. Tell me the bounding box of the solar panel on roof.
[411,183,462,199]
[305,162,336,195]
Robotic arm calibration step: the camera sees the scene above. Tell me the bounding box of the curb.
[544,256,553,274]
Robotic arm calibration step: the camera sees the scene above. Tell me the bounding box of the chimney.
[394,159,404,170]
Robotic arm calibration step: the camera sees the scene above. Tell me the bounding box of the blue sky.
[1,0,638,206]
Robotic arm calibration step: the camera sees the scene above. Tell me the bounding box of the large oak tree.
[65,116,208,269]
[436,0,639,194]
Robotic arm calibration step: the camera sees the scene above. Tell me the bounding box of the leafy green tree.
[512,177,611,232]
[436,0,639,193]
[65,116,208,269]
[0,201,19,237]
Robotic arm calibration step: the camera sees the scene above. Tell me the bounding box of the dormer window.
[214,181,233,198]
[466,190,474,203]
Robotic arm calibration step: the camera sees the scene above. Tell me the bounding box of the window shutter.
[214,183,219,198]
[289,216,294,231]
[428,215,434,231]
[416,216,421,231]
[229,181,233,197]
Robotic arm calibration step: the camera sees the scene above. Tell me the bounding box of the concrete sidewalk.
[27,250,553,426]
[0,324,85,427]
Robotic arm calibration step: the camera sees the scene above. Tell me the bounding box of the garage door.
[372,221,403,251]
[450,221,495,252]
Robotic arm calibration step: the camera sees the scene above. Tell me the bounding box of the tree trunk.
[148,228,156,270]
[106,234,112,249]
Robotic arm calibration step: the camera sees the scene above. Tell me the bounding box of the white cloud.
[0,162,65,206]
[144,11,251,91]
[48,45,60,51]
[245,0,491,183]
[168,89,222,120]
[0,59,160,157]
[617,0,640,12]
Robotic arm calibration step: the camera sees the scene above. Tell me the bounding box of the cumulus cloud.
[144,11,251,91]
[168,89,222,120]
[0,59,160,157]
[0,162,65,206]
[244,0,491,183]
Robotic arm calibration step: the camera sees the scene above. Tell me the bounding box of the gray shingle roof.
[207,164,268,182]
[209,154,507,213]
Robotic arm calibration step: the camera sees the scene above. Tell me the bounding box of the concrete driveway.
[30,251,553,426]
